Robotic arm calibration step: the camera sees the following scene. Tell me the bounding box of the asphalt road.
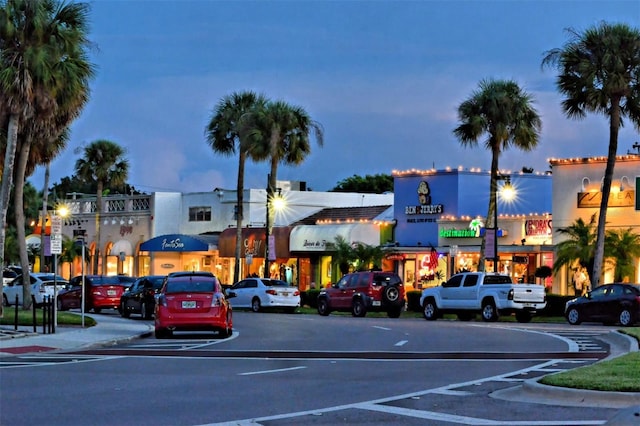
[0,311,625,425]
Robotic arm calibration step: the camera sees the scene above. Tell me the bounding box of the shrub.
[301,289,321,308]
[406,290,422,312]
[540,294,576,317]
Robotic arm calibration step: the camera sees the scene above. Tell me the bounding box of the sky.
[30,0,640,195]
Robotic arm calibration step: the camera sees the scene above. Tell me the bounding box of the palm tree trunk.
[233,152,247,284]
[591,100,621,288]
[478,146,500,272]
[39,163,51,273]
[0,114,20,269]
[94,181,103,274]
[15,139,33,309]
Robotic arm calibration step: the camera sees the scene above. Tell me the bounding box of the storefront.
[139,233,219,277]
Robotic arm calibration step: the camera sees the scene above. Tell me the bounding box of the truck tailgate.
[512,284,546,303]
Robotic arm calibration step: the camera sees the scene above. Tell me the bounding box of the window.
[463,275,479,287]
[443,275,464,288]
[189,206,211,222]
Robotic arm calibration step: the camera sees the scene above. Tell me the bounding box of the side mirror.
[226,291,236,298]
[440,281,446,286]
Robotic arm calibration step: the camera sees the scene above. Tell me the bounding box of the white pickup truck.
[420,272,547,323]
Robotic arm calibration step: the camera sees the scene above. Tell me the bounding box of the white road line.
[238,366,306,376]
[372,325,391,331]
[395,340,408,346]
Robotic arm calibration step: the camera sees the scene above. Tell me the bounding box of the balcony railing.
[64,195,151,216]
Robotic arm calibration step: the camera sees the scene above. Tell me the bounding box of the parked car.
[565,283,640,326]
[155,271,232,339]
[2,273,67,307]
[57,275,129,313]
[2,268,19,286]
[120,275,165,319]
[317,271,405,318]
[226,277,300,312]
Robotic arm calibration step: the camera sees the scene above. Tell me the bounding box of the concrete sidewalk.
[0,312,152,356]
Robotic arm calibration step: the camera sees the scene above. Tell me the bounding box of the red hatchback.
[58,275,129,313]
[154,272,232,339]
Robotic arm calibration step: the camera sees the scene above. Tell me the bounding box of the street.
[0,311,623,425]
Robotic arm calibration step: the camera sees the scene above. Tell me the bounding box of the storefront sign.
[405,181,444,216]
[439,229,477,238]
[577,190,635,208]
[385,253,406,261]
[525,219,552,236]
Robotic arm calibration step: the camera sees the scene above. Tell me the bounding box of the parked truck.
[420,272,547,323]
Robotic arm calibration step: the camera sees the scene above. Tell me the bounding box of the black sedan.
[565,283,640,326]
[119,275,165,319]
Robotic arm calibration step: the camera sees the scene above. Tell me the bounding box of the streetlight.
[488,174,515,273]
[264,175,284,279]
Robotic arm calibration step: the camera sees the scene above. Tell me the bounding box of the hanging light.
[104,218,108,225]
[120,218,125,225]
[128,217,134,225]
[111,218,117,225]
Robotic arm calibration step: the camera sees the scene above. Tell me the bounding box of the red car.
[57,275,129,313]
[154,271,232,339]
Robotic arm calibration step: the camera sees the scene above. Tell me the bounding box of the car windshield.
[42,280,69,287]
[263,279,291,287]
[149,277,165,289]
[90,276,125,286]
[35,274,66,282]
[165,279,216,293]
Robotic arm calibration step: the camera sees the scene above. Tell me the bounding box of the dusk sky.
[31,0,640,195]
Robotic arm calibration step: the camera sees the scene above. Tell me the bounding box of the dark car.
[57,275,129,313]
[120,275,165,319]
[565,283,640,326]
[317,271,405,318]
[155,271,232,339]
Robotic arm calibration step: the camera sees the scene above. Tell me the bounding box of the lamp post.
[264,175,285,279]
[264,174,273,278]
[489,174,514,273]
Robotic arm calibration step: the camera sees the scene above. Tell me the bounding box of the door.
[439,274,464,309]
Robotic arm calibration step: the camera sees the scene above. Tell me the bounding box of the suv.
[317,271,405,318]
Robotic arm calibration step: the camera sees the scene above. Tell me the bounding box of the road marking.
[372,325,391,331]
[395,340,408,346]
[239,366,306,376]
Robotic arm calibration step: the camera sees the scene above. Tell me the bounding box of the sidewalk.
[0,313,153,356]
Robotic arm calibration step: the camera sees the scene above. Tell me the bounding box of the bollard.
[42,296,48,334]
[49,296,55,334]
[14,295,19,331]
[32,295,37,333]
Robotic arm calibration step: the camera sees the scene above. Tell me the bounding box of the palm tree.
[248,100,324,276]
[332,235,355,276]
[542,22,640,287]
[605,228,640,282]
[453,79,542,271]
[0,0,94,308]
[553,214,597,283]
[205,91,269,284]
[59,234,82,279]
[74,140,129,274]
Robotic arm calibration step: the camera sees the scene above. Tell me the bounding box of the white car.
[2,273,68,307]
[226,277,300,313]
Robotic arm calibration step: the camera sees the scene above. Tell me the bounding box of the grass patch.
[0,306,96,327]
[540,326,640,392]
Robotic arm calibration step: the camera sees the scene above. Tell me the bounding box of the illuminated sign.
[525,219,552,236]
[577,190,635,208]
[405,181,444,217]
[440,229,476,238]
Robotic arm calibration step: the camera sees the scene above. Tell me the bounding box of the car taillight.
[158,295,167,307]
[266,289,277,296]
[212,294,224,307]
[508,289,514,300]
[293,290,300,296]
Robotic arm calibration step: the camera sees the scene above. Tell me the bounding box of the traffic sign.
[50,234,62,254]
[51,215,62,235]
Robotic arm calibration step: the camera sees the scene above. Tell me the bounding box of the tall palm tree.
[205,91,269,284]
[0,0,94,308]
[248,100,324,277]
[605,228,640,282]
[553,214,597,281]
[75,140,129,274]
[542,22,640,287]
[453,79,542,271]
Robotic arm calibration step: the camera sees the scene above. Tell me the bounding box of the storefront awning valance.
[289,223,380,252]
[140,234,218,252]
[218,227,292,258]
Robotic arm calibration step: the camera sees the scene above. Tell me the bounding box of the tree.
[205,91,269,284]
[331,174,393,193]
[74,140,129,274]
[605,228,640,282]
[0,0,95,308]
[553,214,597,282]
[246,100,324,277]
[542,22,640,287]
[453,79,542,271]
[331,235,356,276]
[352,242,384,271]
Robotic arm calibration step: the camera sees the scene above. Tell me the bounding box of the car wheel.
[220,315,233,338]
[140,301,148,320]
[481,301,498,322]
[317,298,330,316]
[251,298,261,313]
[121,301,130,318]
[93,307,102,314]
[383,285,400,303]
[457,312,475,321]
[423,299,438,321]
[515,311,532,323]
[619,308,634,327]
[352,299,366,317]
[387,307,402,318]
[155,328,172,339]
[566,307,581,325]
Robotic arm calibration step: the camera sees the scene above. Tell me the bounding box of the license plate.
[372,301,381,306]
[182,301,196,309]
[107,290,116,296]
[282,293,290,297]
[523,303,534,307]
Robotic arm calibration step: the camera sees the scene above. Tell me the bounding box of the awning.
[140,234,218,252]
[218,227,292,258]
[110,240,133,256]
[290,223,380,252]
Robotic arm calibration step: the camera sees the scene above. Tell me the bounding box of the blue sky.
[31,0,640,194]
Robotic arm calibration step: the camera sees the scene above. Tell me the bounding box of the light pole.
[490,174,514,273]
[264,175,285,279]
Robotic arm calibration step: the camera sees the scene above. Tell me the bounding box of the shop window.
[189,206,211,222]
